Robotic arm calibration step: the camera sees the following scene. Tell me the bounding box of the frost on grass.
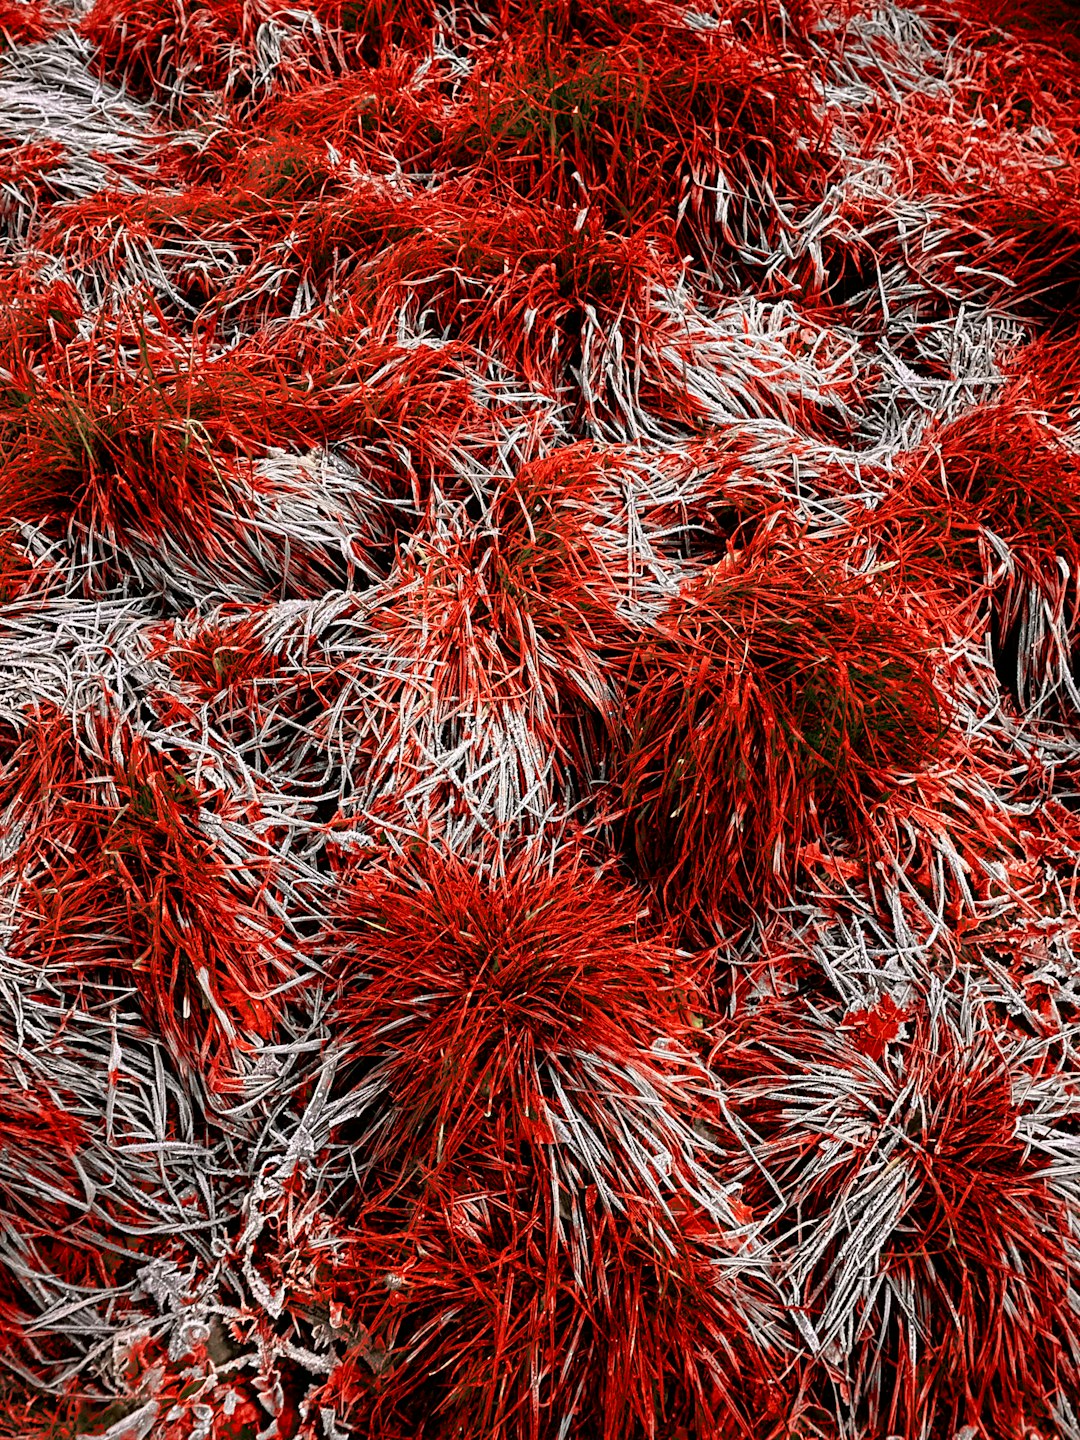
[2,0,1080,1437]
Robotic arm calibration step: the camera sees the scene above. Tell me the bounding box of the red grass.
[612,538,945,924]
[314,846,781,1438]
[0,1079,85,1232]
[3,0,1080,1434]
[725,1002,1080,1439]
[159,612,275,703]
[80,0,437,115]
[925,403,1080,563]
[445,6,829,243]
[308,0,435,66]
[258,65,444,167]
[50,176,669,393]
[81,0,319,114]
[0,312,283,558]
[0,139,68,226]
[482,445,628,700]
[0,305,479,593]
[877,395,1080,712]
[1,360,237,556]
[0,0,61,46]
[4,708,290,1078]
[0,268,81,364]
[882,400,1080,587]
[332,504,615,844]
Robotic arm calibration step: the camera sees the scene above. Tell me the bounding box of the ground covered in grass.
[2,0,1080,1436]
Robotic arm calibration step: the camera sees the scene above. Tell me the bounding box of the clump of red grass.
[0,139,69,229]
[482,445,628,703]
[259,65,444,169]
[0,306,477,593]
[337,534,610,842]
[81,0,436,115]
[151,610,347,794]
[885,398,1080,583]
[3,708,290,1079]
[81,0,292,112]
[80,0,323,115]
[951,192,1080,329]
[0,268,80,384]
[0,316,287,567]
[43,134,340,313]
[726,1001,1080,1440]
[1,372,227,557]
[160,612,275,705]
[55,176,667,392]
[878,396,1080,711]
[929,0,1080,63]
[0,1076,85,1233]
[315,188,668,395]
[310,0,436,67]
[448,4,829,243]
[313,846,781,1439]
[0,0,61,47]
[331,444,654,843]
[612,537,944,924]
[162,124,346,201]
